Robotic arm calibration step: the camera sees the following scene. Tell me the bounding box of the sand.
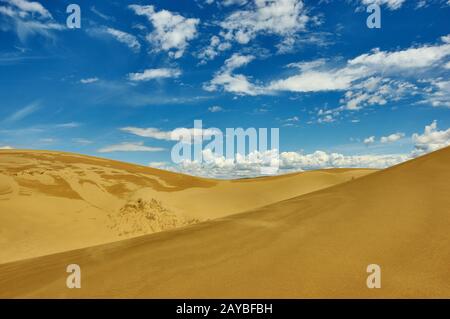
[0,149,372,263]
[0,147,449,298]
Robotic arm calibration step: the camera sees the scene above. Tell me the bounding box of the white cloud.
[204,35,450,116]
[90,6,114,21]
[121,126,220,142]
[172,148,409,178]
[0,0,63,41]
[283,116,299,123]
[363,132,405,145]
[148,161,168,168]
[7,0,52,18]
[270,38,450,95]
[197,35,232,64]
[142,121,450,178]
[104,27,141,52]
[0,145,13,150]
[98,142,164,153]
[419,79,450,108]
[72,138,92,145]
[207,0,249,6]
[4,101,39,123]
[55,122,81,128]
[121,127,173,140]
[129,4,199,58]
[220,0,309,45]
[340,77,417,110]
[204,53,266,95]
[128,68,181,81]
[364,136,375,145]
[80,77,99,84]
[224,53,254,70]
[279,150,408,170]
[360,0,406,10]
[205,72,263,95]
[208,105,224,112]
[318,114,335,123]
[348,43,450,71]
[380,132,405,143]
[268,65,367,93]
[198,0,313,62]
[412,120,450,155]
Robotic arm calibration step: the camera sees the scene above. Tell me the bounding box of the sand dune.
[0,147,449,298]
[0,150,372,263]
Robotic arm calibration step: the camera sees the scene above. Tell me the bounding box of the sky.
[0,0,449,178]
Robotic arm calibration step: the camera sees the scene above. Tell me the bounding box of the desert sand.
[0,150,372,263]
[0,147,449,298]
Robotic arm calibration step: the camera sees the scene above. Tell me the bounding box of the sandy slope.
[0,147,449,298]
[0,150,372,263]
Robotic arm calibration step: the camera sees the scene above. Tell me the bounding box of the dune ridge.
[0,149,373,263]
[0,147,449,298]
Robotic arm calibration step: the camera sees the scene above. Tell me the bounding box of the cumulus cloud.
[0,145,14,150]
[270,38,450,95]
[204,53,266,95]
[127,68,181,81]
[340,77,417,110]
[364,136,375,145]
[197,35,232,64]
[220,0,309,45]
[198,0,313,62]
[172,148,409,178]
[364,132,405,145]
[129,4,199,58]
[125,121,450,178]
[380,132,405,143]
[204,34,450,116]
[419,79,450,108]
[98,142,164,153]
[412,120,450,155]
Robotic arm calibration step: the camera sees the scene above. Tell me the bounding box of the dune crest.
[0,150,373,263]
[0,147,449,298]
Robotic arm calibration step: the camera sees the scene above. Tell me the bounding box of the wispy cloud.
[97,142,165,153]
[120,126,221,142]
[0,0,64,41]
[90,6,115,21]
[80,77,99,84]
[4,100,40,123]
[88,27,141,52]
[208,105,224,112]
[55,122,81,128]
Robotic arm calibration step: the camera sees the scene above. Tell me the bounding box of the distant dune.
[0,150,372,263]
[0,147,449,298]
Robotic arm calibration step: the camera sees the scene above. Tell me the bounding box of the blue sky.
[0,0,449,177]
